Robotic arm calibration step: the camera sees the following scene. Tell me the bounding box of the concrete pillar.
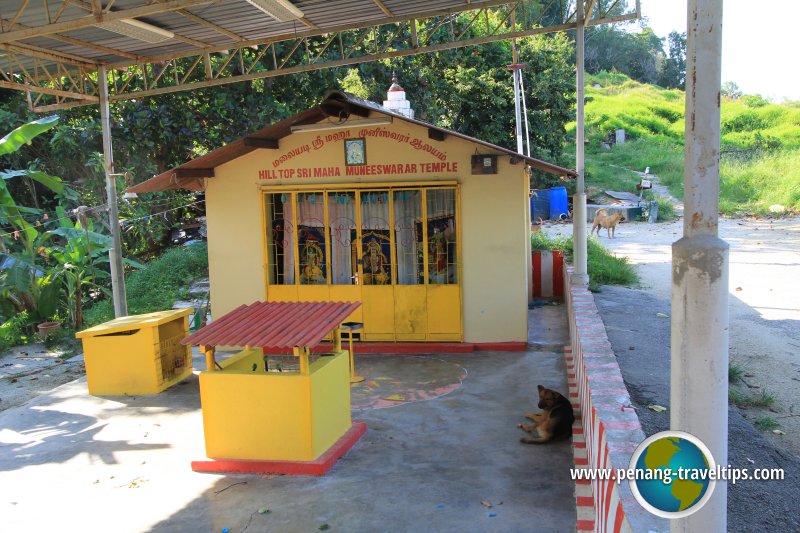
[572,0,589,286]
[98,65,128,317]
[671,1,727,531]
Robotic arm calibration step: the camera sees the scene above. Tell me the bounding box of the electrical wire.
[0,199,205,240]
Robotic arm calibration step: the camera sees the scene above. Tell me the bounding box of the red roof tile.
[182,301,361,350]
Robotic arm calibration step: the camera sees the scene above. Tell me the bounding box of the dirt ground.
[543,186,799,530]
[545,209,800,455]
[0,344,85,412]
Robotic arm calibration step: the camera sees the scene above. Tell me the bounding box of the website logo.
[627,431,716,518]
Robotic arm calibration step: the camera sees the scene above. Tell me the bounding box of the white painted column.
[98,65,128,317]
[671,1,727,531]
[572,0,588,285]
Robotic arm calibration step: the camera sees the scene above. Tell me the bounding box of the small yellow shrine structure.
[184,300,366,475]
[129,80,574,346]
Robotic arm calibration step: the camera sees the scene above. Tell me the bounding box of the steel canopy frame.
[0,0,639,112]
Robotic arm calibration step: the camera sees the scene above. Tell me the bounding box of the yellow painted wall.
[206,116,529,343]
[199,349,351,461]
[310,353,352,457]
[205,158,264,322]
[77,309,193,395]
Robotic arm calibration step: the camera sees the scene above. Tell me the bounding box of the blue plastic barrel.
[530,189,550,221]
[549,186,569,220]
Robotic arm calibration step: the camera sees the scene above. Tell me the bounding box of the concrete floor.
[0,306,575,533]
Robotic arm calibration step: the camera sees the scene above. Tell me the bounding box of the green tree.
[658,31,686,89]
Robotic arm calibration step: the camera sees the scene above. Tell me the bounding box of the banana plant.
[0,116,78,326]
[41,207,111,328]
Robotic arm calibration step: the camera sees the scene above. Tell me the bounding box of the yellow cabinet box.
[76,308,193,395]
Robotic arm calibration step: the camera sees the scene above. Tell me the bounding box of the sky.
[635,0,800,102]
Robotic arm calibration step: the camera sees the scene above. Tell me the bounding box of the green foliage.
[729,362,745,383]
[586,237,638,292]
[340,69,371,99]
[0,116,59,156]
[83,242,209,327]
[0,116,85,328]
[0,310,29,352]
[652,197,676,221]
[719,152,800,215]
[754,416,779,431]
[584,27,666,85]
[658,32,686,90]
[529,232,638,292]
[741,94,770,108]
[730,388,777,408]
[578,72,800,215]
[531,231,571,253]
[38,206,121,328]
[721,81,743,99]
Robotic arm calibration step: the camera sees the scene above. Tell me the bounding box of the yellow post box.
[76,308,193,395]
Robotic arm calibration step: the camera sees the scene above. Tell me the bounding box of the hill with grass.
[567,72,800,216]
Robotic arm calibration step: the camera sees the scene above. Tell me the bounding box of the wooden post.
[334,326,342,352]
[294,346,310,374]
[201,344,216,371]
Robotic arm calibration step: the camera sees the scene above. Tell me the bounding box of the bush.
[648,196,677,221]
[578,71,800,217]
[83,242,208,326]
[0,311,30,352]
[587,238,638,292]
[531,231,571,253]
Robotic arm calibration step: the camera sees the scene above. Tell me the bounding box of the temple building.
[129,77,575,346]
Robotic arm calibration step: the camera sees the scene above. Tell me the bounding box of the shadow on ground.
[0,306,578,532]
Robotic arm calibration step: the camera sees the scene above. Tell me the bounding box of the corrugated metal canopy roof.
[0,0,510,72]
[126,89,576,193]
[0,2,640,110]
[181,301,362,349]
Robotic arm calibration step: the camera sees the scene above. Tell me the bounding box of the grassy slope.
[568,72,800,215]
[83,242,209,327]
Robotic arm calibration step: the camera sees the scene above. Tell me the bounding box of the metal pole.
[511,40,524,155]
[671,1,727,531]
[98,65,128,317]
[519,72,531,157]
[572,0,588,285]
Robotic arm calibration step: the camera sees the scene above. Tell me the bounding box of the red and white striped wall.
[563,264,667,533]
[533,250,565,299]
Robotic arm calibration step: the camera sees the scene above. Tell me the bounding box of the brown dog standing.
[519,385,575,444]
[591,208,625,238]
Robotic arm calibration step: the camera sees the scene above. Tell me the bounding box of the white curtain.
[282,194,295,284]
[426,189,457,284]
[329,192,356,284]
[394,190,421,285]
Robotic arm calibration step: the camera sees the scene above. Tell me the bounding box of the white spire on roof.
[383,71,414,119]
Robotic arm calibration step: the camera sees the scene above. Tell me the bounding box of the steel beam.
[0,0,219,44]
[14,1,638,110]
[572,0,588,285]
[98,65,128,318]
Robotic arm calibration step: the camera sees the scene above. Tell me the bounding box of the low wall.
[532,250,564,299]
[564,263,667,532]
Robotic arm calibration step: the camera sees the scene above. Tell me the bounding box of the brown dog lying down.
[519,385,575,444]
[591,208,625,238]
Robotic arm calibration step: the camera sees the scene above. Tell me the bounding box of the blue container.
[530,189,550,221]
[549,186,569,220]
